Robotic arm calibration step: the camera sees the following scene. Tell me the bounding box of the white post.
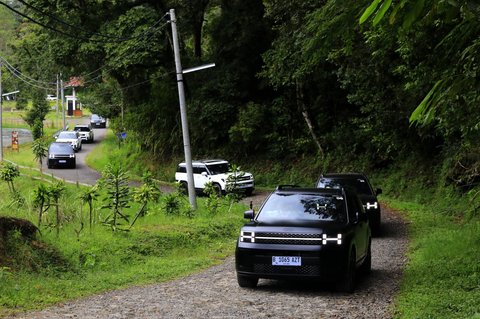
[61,76,65,130]
[56,73,59,118]
[170,9,197,209]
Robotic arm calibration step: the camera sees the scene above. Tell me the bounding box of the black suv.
[235,186,371,292]
[316,173,382,235]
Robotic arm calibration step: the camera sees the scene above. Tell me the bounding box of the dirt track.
[9,204,407,319]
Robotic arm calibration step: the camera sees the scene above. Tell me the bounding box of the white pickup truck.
[175,159,255,196]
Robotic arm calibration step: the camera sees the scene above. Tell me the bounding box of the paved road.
[43,119,107,185]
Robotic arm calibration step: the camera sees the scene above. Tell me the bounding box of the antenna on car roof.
[249,201,253,210]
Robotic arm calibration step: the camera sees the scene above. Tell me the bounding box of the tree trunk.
[296,80,324,157]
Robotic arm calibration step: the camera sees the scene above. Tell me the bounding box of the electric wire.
[0,56,56,86]
[0,1,100,42]
[119,69,175,91]
[2,62,53,90]
[0,1,168,43]
[81,19,170,84]
[16,0,169,42]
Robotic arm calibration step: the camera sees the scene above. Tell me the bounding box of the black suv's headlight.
[366,202,378,210]
[322,233,342,245]
[240,231,255,243]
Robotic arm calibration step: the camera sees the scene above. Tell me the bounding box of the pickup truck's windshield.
[207,163,230,175]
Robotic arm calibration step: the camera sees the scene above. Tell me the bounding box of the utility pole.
[61,75,65,130]
[56,73,59,118]
[0,61,3,162]
[170,8,196,209]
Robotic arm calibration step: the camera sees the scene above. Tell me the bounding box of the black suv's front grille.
[253,263,321,275]
[254,232,322,245]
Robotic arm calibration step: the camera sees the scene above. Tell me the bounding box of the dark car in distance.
[316,173,382,235]
[90,114,106,128]
[235,186,371,292]
[47,142,76,169]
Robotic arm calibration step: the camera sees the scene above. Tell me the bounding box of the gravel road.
[9,204,408,319]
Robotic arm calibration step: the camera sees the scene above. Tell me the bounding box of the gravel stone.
[9,199,408,319]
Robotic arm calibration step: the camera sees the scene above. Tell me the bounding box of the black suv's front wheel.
[336,250,356,293]
[237,274,258,288]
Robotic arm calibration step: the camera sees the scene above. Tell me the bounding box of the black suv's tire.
[337,250,356,293]
[359,240,372,275]
[237,274,258,288]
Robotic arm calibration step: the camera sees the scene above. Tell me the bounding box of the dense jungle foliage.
[1,0,479,195]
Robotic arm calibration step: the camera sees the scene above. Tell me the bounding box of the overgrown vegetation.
[0,171,246,317]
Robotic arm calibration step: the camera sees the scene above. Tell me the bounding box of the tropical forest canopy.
[1,0,479,188]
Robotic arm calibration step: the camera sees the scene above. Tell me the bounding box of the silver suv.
[175,159,255,195]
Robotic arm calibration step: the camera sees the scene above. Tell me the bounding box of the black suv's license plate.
[272,256,301,266]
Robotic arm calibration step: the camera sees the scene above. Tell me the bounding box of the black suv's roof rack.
[275,185,300,191]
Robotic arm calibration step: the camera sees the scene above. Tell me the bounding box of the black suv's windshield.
[206,163,229,175]
[256,193,347,223]
[49,143,74,153]
[317,177,372,195]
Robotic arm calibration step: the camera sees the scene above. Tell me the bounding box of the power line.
[0,1,169,43]
[119,70,175,91]
[17,0,169,42]
[0,56,55,86]
[81,19,170,84]
[0,1,98,42]
[3,62,52,90]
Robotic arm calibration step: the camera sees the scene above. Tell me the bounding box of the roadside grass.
[85,131,170,182]
[384,199,480,319]
[0,174,246,316]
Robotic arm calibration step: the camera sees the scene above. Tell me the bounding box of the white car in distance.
[74,124,94,143]
[55,131,82,152]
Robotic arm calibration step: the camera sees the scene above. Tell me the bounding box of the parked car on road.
[316,173,382,235]
[55,131,82,152]
[235,186,371,292]
[47,142,76,169]
[175,159,255,195]
[90,114,106,128]
[74,124,94,143]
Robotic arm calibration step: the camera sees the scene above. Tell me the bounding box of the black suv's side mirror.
[244,210,255,220]
[376,188,382,195]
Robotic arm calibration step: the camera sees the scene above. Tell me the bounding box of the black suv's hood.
[244,222,347,234]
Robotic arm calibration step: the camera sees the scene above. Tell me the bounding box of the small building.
[65,77,84,117]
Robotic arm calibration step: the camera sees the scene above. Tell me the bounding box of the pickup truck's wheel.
[245,187,254,196]
[237,274,258,288]
[337,250,356,293]
[213,183,222,196]
[179,182,188,195]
